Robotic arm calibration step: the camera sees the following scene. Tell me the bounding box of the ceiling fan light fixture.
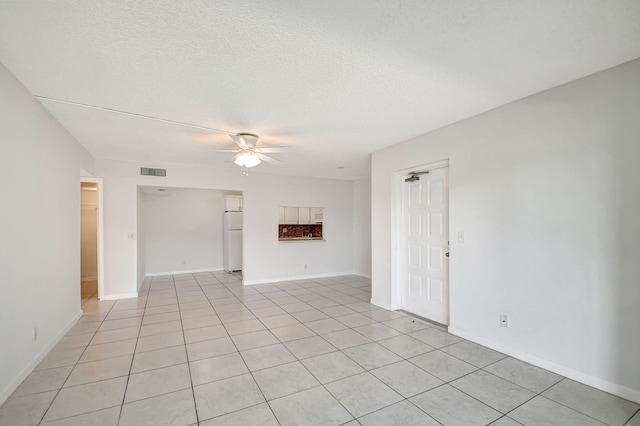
[237,133,259,149]
[234,152,261,168]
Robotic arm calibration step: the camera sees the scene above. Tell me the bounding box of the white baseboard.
[101,292,138,301]
[370,298,392,310]
[448,327,640,404]
[0,310,83,406]
[145,268,223,277]
[243,271,356,286]
[370,297,400,311]
[354,272,372,279]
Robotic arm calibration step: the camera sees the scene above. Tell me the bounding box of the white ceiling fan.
[202,133,293,175]
[31,96,293,176]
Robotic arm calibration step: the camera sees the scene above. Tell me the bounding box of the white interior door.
[401,167,449,324]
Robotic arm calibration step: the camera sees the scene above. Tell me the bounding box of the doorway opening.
[137,186,244,284]
[394,160,450,325]
[80,177,104,311]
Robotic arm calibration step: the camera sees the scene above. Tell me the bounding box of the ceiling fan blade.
[256,153,283,165]
[255,147,293,153]
[230,134,248,149]
[193,149,239,152]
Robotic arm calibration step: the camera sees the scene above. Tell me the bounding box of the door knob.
[445,252,450,257]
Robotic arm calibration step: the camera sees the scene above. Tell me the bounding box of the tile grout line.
[239,276,393,425]
[36,293,121,425]
[172,273,201,426]
[216,272,286,426]
[192,272,284,426]
[36,275,444,425]
[287,277,401,424]
[624,408,640,426]
[198,273,370,423]
[114,277,150,426]
[221,279,520,425]
[10,273,635,425]
[249,290,359,424]
[184,275,415,423]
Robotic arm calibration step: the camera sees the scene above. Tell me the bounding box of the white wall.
[353,177,372,277]
[95,159,356,294]
[371,59,640,402]
[80,188,98,280]
[143,188,226,275]
[0,63,94,404]
[136,187,145,290]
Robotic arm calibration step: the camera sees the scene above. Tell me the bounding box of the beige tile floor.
[80,280,98,308]
[1,272,639,425]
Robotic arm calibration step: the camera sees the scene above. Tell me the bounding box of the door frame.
[80,177,104,300]
[391,159,450,316]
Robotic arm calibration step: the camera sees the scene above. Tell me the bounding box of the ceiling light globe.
[234,152,261,168]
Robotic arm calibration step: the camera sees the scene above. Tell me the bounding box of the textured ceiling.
[1,1,639,179]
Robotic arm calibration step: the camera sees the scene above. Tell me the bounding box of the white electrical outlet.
[304,263,308,269]
[32,327,38,342]
[500,314,509,328]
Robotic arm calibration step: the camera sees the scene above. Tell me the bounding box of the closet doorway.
[80,178,104,311]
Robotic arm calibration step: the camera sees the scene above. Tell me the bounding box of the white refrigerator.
[223,211,243,272]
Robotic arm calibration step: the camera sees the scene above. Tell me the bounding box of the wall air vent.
[141,167,166,177]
